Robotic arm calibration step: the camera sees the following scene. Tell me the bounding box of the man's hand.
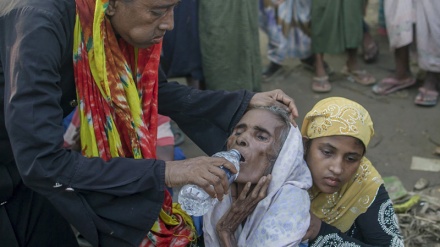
[249,89,298,126]
[164,157,238,201]
[302,212,322,242]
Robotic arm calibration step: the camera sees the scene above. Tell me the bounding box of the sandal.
[414,87,438,106]
[372,77,417,95]
[363,40,379,63]
[341,66,376,86]
[312,76,331,93]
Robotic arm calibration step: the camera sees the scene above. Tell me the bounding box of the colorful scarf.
[301,97,383,233]
[73,0,195,245]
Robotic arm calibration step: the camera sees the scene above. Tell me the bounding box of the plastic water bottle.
[178,149,241,216]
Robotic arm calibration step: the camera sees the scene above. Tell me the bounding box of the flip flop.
[341,66,376,86]
[312,76,331,93]
[414,87,438,106]
[372,77,416,95]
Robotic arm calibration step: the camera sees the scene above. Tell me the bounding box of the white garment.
[415,1,440,72]
[384,0,414,50]
[385,0,440,72]
[203,125,312,247]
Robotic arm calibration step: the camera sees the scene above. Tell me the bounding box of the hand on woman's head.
[250,89,298,126]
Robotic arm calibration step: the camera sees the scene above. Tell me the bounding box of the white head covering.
[203,125,312,247]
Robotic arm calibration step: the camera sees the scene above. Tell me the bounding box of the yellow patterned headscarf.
[301,97,383,233]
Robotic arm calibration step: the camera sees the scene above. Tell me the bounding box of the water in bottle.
[178,149,241,216]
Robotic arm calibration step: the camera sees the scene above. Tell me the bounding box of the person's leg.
[346,48,359,71]
[344,48,376,85]
[315,54,327,77]
[311,53,331,93]
[372,45,417,95]
[394,45,412,80]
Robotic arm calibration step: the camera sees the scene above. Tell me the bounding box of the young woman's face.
[107,0,179,48]
[227,108,285,184]
[305,135,364,194]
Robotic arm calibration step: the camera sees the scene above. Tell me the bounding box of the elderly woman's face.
[106,0,179,48]
[227,108,285,184]
[305,136,364,194]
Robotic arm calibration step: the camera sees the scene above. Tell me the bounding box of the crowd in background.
[163,0,439,106]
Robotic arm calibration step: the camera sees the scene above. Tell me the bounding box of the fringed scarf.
[73,0,195,245]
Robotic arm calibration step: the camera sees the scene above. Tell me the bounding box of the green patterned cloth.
[199,0,262,91]
[311,0,364,53]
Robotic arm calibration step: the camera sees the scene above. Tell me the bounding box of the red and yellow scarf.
[73,0,195,245]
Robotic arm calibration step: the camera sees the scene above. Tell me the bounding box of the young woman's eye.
[346,156,360,163]
[321,149,332,156]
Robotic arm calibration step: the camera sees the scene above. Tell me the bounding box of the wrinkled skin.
[106,0,179,48]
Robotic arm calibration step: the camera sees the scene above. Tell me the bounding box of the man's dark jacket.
[0,0,253,246]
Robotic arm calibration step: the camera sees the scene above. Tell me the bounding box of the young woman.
[301,97,404,246]
[203,106,312,247]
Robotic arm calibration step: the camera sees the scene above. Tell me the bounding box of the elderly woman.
[203,106,312,246]
[301,97,404,246]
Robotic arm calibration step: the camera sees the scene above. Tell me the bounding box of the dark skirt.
[161,0,204,81]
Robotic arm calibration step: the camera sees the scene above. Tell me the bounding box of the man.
[0,0,298,246]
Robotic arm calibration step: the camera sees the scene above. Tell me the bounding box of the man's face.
[106,0,179,48]
[227,108,285,184]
